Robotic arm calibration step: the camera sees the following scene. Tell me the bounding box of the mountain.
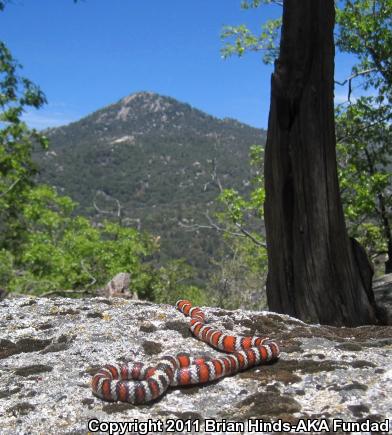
[35,92,267,283]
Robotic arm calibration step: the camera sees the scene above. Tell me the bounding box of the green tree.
[0,181,207,303]
[0,41,48,252]
[222,0,385,325]
[0,1,150,299]
[335,0,392,272]
[6,184,159,296]
[336,97,391,272]
[221,0,392,274]
[221,1,282,64]
[152,259,208,306]
[335,0,391,104]
[263,0,378,326]
[209,235,268,310]
[208,145,268,309]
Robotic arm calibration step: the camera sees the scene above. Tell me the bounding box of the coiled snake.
[91,300,280,404]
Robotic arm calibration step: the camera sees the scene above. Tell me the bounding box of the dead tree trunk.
[263,0,379,326]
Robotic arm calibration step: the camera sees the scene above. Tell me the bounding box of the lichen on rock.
[0,296,391,434]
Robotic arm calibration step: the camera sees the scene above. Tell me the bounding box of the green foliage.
[336,97,391,264]
[2,181,207,303]
[336,0,392,101]
[0,0,251,304]
[0,41,48,252]
[217,145,265,224]
[152,259,208,306]
[221,18,281,64]
[0,248,14,290]
[4,185,153,294]
[334,0,392,270]
[0,40,263,299]
[221,0,281,64]
[6,185,159,296]
[208,145,268,309]
[0,0,160,301]
[36,93,266,286]
[218,189,248,224]
[223,0,392,273]
[209,239,268,310]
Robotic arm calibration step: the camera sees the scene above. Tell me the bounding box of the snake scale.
[91,300,280,404]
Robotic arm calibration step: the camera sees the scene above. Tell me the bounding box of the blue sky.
[1,0,355,130]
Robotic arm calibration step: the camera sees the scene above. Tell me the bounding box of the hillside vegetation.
[35,92,267,283]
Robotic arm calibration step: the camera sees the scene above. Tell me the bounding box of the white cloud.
[22,106,77,130]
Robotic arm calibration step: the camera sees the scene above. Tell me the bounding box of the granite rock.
[0,296,391,434]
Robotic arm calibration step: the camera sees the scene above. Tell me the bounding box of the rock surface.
[98,272,135,299]
[0,296,391,434]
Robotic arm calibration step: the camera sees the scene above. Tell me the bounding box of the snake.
[91,300,280,404]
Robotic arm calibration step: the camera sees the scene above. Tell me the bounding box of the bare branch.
[184,155,266,248]
[80,260,97,288]
[179,210,266,248]
[205,211,266,247]
[335,68,378,102]
[0,178,20,198]
[234,222,266,247]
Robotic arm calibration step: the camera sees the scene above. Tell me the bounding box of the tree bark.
[264,0,379,326]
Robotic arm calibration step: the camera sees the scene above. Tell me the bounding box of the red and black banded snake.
[91,300,280,404]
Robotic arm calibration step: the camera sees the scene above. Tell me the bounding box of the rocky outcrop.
[0,296,391,434]
[98,272,135,299]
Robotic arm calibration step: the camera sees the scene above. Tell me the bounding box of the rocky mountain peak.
[115,91,175,121]
[86,91,200,130]
[39,94,266,282]
[120,91,165,106]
